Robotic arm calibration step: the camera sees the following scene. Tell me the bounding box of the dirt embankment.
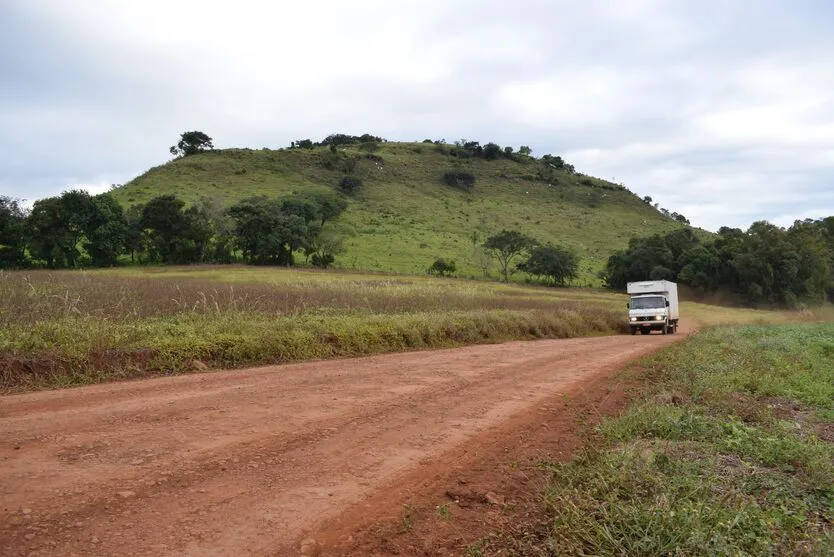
[0,332,683,556]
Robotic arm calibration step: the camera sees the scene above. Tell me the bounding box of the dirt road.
[1,333,682,556]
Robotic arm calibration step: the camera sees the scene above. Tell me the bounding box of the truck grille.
[636,316,658,322]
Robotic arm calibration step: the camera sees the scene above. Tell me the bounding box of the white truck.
[627,280,679,335]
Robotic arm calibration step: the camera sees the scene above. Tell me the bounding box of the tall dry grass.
[0,270,627,390]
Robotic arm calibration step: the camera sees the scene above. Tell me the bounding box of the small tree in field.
[170,131,214,157]
[428,258,456,277]
[518,244,579,286]
[483,230,536,282]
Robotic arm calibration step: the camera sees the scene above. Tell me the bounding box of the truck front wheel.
[662,323,669,335]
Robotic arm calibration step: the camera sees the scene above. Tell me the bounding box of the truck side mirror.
[666,301,670,307]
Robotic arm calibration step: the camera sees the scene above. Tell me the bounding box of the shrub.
[483,142,502,160]
[428,258,456,277]
[442,171,476,191]
[311,253,335,268]
[338,175,363,195]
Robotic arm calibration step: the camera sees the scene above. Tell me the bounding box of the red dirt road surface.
[1,333,682,556]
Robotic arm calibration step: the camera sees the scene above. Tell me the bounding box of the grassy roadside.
[1,269,629,391]
[0,267,812,392]
[498,323,834,556]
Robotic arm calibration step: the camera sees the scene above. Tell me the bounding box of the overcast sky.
[1,0,832,231]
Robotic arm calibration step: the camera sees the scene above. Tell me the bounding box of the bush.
[483,142,502,160]
[311,253,335,268]
[338,175,363,195]
[359,141,380,153]
[428,258,456,277]
[442,171,476,191]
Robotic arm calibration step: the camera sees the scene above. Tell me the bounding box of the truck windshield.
[630,296,665,310]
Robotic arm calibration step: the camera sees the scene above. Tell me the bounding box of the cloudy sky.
[1,0,832,231]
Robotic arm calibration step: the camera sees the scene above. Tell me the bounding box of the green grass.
[508,324,834,556]
[111,143,689,283]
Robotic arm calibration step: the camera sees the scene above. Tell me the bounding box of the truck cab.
[626,280,679,335]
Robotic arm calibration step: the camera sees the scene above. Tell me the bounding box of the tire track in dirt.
[0,333,683,556]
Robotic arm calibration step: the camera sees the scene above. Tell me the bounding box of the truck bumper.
[630,321,666,332]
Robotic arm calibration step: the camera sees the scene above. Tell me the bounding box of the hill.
[112,141,688,283]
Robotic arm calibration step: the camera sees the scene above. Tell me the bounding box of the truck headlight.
[655,315,663,321]
[630,317,637,322]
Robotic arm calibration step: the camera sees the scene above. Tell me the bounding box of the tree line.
[0,191,348,269]
[604,218,834,305]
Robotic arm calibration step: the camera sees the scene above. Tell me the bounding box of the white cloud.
[1,0,832,231]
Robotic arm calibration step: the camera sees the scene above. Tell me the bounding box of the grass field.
[498,323,834,556]
[0,266,791,391]
[111,143,689,282]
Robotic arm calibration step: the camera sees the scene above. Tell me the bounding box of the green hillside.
[112,142,686,283]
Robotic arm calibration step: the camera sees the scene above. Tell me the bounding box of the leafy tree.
[169,131,214,157]
[671,212,691,224]
[139,195,193,263]
[642,195,653,204]
[787,219,830,303]
[0,197,28,268]
[184,204,213,263]
[518,146,532,156]
[503,146,514,156]
[428,258,456,277]
[483,143,502,160]
[228,197,307,265]
[484,230,536,282]
[517,244,579,286]
[27,197,65,267]
[124,204,146,263]
[677,244,721,292]
[603,234,675,290]
[281,193,321,225]
[319,133,384,147]
[291,139,314,149]
[338,175,363,195]
[85,193,128,266]
[193,196,236,263]
[27,190,98,268]
[308,191,348,226]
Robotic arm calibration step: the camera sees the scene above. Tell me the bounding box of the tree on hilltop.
[170,131,214,157]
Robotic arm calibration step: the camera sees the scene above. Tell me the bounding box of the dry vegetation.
[0,268,629,390]
[1,266,812,391]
